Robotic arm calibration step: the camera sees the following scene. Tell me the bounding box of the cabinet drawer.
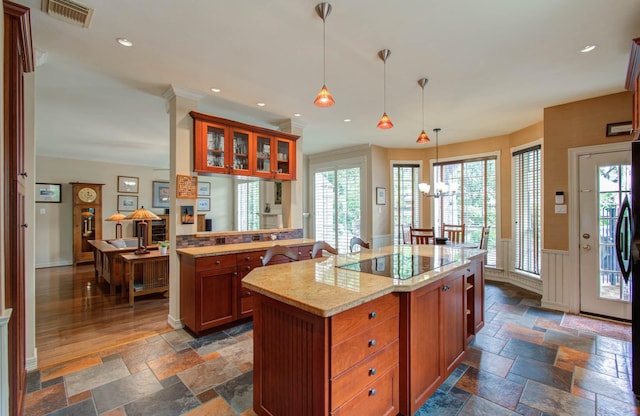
[331,315,398,377]
[196,254,236,270]
[332,294,399,345]
[236,250,267,267]
[295,245,313,260]
[331,339,398,409]
[331,365,398,416]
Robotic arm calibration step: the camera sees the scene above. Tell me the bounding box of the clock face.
[78,187,98,203]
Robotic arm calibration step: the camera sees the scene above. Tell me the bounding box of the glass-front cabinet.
[191,111,298,180]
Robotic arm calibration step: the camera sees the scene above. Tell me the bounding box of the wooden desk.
[121,251,169,306]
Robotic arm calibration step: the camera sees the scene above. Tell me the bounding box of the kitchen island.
[242,244,486,416]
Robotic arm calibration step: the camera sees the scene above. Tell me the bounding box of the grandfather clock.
[71,182,104,265]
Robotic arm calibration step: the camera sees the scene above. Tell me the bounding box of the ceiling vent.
[42,0,94,28]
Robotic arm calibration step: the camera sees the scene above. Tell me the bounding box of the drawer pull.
[246,266,251,270]
[215,260,221,265]
[369,368,376,376]
[245,291,251,296]
[245,256,250,261]
[369,389,377,396]
[442,285,450,292]
[259,256,264,260]
[369,311,377,319]
[369,339,377,347]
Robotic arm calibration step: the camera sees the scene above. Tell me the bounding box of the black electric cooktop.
[336,253,454,280]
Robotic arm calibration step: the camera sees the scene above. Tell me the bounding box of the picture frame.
[117,175,139,193]
[275,182,282,205]
[152,181,170,208]
[181,205,195,224]
[118,195,138,212]
[376,187,386,205]
[35,183,61,203]
[177,174,198,199]
[606,121,632,137]
[197,198,210,212]
[197,181,211,196]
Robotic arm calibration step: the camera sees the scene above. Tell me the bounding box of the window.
[434,157,497,266]
[513,145,541,275]
[314,167,361,253]
[236,180,260,231]
[392,164,421,244]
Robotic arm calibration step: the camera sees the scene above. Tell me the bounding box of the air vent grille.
[42,0,94,28]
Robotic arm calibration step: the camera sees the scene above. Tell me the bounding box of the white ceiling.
[17,0,640,168]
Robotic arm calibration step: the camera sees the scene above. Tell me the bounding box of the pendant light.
[416,78,430,144]
[314,3,335,107]
[418,128,459,198]
[377,49,393,129]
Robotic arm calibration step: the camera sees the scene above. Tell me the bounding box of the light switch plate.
[554,204,567,214]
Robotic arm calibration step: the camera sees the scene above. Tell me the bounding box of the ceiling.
[17,0,640,168]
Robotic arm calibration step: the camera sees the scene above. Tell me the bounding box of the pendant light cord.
[322,16,326,84]
[383,59,387,112]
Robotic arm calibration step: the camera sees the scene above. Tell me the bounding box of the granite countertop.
[176,238,318,258]
[241,244,486,317]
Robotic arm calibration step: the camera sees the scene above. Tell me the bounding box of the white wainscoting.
[0,308,12,416]
[372,234,392,249]
[541,249,573,312]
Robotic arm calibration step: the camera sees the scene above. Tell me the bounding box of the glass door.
[230,128,251,175]
[254,134,273,178]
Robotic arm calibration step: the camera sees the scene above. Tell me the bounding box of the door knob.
[582,233,590,239]
[582,244,591,250]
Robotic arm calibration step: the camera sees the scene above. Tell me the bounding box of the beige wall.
[544,92,632,250]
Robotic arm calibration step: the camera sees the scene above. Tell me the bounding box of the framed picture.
[35,183,61,203]
[152,181,170,208]
[198,181,211,196]
[118,195,138,212]
[376,187,386,205]
[177,174,198,199]
[606,121,632,137]
[197,198,210,212]
[117,175,139,193]
[275,182,282,205]
[181,205,195,224]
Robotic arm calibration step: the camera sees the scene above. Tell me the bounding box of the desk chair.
[262,245,299,266]
[410,227,435,244]
[441,223,465,244]
[479,226,491,250]
[311,241,338,258]
[349,237,370,253]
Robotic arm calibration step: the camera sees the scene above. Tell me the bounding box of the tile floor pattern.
[24,282,640,416]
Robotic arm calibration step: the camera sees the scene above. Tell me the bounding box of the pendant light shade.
[314,3,335,107]
[377,49,393,129]
[416,78,430,144]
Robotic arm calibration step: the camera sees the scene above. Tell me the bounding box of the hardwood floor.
[35,264,171,368]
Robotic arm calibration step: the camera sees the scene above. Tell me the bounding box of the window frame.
[390,160,424,244]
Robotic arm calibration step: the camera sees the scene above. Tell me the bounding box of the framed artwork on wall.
[181,205,195,224]
[177,174,198,199]
[35,183,61,203]
[197,198,210,212]
[152,181,170,208]
[376,187,386,205]
[117,176,139,193]
[118,195,138,212]
[198,181,210,196]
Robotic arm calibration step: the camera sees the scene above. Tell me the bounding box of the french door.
[578,150,631,320]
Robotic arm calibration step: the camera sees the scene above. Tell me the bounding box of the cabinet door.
[274,137,296,180]
[472,260,484,334]
[194,120,229,174]
[229,127,252,175]
[442,272,466,375]
[253,133,274,178]
[197,269,237,329]
[237,268,259,318]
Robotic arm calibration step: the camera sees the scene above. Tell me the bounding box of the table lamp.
[125,206,160,255]
[105,212,127,238]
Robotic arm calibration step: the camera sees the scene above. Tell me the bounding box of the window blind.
[513,145,541,275]
[392,164,421,244]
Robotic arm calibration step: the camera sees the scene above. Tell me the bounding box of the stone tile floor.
[24,282,640,415]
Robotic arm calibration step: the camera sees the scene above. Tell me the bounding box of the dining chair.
[349,237,370,253]
[410,227,435,245]
[441,223,465,243]
[479,226,491,250]
[262,245,299,266]
[311,241,338,258]
[401,223,412,244]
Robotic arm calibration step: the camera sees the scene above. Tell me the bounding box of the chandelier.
[418,128,458,198]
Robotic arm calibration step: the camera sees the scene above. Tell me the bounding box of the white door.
[578,150,631,320]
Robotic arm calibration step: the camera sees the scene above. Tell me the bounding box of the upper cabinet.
[191,111,299,180]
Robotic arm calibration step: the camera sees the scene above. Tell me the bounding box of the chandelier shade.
[314,3,334,107]
[419,128,458,198]
[377,49,393,129]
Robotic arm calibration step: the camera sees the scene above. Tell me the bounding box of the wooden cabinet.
[466,260,485,342]
[399,268,468,416]
[236,250,266,319]
[191,111,298,180]
[134,214,168,246]
[71,182,104,265]
[625,38,640,140]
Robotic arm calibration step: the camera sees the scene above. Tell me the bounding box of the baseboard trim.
[167,314,183,329]
[485,267,543,295]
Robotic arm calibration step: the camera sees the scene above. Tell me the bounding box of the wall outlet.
[554,204,567,214]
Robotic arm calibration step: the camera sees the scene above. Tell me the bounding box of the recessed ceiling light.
[210,87,221,93]
[116,38,133,47]
[293,113,301,117]
[344,118,351,122]
[580,44,596,53]
[257,102,266,107]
